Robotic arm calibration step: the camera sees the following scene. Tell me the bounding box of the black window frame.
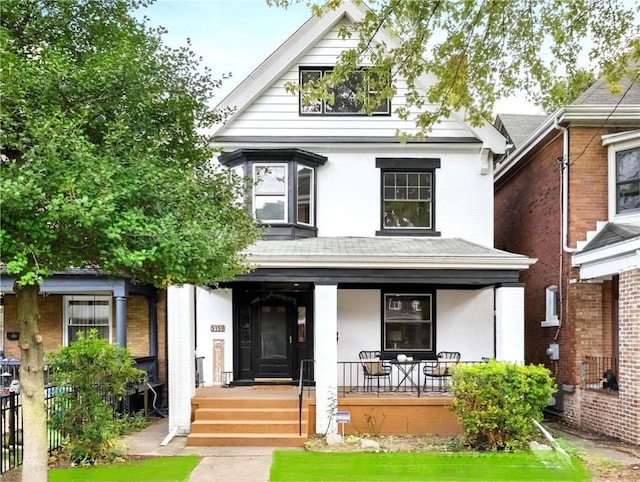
[616,147,640,214]
[298,67,391,116]
[381,289,436,359]
[218,149,327,240]
[375,158,441,237]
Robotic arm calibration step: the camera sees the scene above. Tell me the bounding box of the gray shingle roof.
[245,237,525,259]
[580,223,640,253]
[572,75,640,106]
[495,114,548,149]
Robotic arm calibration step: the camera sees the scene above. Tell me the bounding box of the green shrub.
[450,360,555,451]
[46,330,145,464]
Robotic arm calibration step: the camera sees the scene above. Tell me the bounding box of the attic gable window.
[299,67,391,116]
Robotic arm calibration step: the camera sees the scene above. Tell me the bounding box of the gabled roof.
[579,223,640,253]
[573,76,640,105]
[494,114,547,149]
[495,73,640,182]
[213,1,372,129]
[212,0,507,154]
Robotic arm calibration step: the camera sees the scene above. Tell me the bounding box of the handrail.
[298,359,304,436]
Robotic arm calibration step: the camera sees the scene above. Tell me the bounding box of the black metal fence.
[582,356,619,391]
[337,360,487,397]
[1,384,145,475]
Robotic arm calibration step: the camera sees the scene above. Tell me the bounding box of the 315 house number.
[210,325,225,333]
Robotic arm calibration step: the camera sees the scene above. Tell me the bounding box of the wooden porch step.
[194,407,306,421]
[186,432,307,447]
[191,419,307,434]
[192,397,300,409]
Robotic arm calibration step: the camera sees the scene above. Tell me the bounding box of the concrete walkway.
[122,417,292,482]
[123,417,640,482]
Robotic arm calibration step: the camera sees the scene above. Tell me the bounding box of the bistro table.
[390,359,420,394]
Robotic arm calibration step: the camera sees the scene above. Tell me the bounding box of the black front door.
[255,301,292,378]
[234,285,313,383]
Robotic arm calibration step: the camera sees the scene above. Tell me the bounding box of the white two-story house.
[165,0,535,445]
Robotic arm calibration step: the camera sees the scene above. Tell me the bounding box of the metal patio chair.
[423,351,460,391]
[359,350,392,392]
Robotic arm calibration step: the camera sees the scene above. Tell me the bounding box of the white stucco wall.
[495,286,525,362]
[337,289,381,362]
[194,287,233,386]
[313,148,493,245]
[436,289,494,360]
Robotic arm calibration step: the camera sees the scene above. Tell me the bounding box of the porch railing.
[581,356,619,391]
[337,360,487,397]
[298,359,314,436]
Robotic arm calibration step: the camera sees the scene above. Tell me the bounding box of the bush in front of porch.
[46,330,146,464]
[450,360,555,451]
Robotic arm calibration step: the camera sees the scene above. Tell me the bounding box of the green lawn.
[270,451,589,481]
[49,455,200,482]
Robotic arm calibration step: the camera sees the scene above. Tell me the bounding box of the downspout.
[555,117,572,345]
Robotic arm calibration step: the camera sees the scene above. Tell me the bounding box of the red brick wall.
[495,133,563,368]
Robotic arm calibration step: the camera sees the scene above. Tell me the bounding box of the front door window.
[260,305,287,359]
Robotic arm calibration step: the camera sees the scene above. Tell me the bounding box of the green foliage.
[450,361,556,451]
[0,0,261,287]
[536,69,597,113]
[45,330,145,464]
[273,0,640,132]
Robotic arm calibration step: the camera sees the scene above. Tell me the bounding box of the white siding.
[217,21,474,139]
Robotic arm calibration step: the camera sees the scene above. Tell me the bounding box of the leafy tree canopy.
[1,0,260,288]
[272,0,640,131]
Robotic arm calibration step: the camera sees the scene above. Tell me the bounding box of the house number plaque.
[210,325,225,333]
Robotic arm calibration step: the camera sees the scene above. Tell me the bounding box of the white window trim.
[605,132,640,224]
[63,295,113,346]
[253,163,288,224]
[541,285,560,327]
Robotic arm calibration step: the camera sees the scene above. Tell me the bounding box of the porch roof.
[242,237,535,271]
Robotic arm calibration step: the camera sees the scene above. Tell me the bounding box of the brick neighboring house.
[494,75,640,444]
[0,272,167,390]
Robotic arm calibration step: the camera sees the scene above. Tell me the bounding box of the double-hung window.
[64,295,112,345]
[299,67,390,115]
[616,147,640,214]
[384,293,433,353]
[376,158,440,236]
[253,164,288,223]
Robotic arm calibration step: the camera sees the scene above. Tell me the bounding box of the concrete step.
[194,407,306,421]
[186,432,307,447]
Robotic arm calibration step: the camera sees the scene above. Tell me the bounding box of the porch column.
[115,296,127,347]
[167,285,196,435]
[314,283,338,435]
[148,293,158,358]
[495,284,525,363]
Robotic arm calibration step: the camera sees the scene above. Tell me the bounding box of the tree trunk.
[15,282,48,482]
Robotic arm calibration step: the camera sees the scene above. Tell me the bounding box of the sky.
[137,0,542,115]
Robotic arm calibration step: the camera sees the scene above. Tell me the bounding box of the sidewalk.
[123,417,287,482]
[123,417,640,482]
